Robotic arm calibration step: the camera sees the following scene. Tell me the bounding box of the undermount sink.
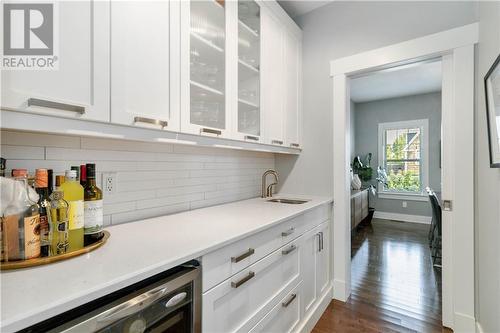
[267,198,310,204]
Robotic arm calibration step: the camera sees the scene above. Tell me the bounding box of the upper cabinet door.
[234,0,262,142]
[284,31,302,149]
[261,7,285,146]
[110,1,180,132]
[180,0,232,138]
[1,1,110,122]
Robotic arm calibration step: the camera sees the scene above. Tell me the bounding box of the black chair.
[427,188,442,267]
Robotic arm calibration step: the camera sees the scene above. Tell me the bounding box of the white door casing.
[330,23,478,332]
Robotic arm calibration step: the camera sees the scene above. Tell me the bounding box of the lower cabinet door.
[316,221,330,297]
[249,282,302,333]
[300,227,318,317]
[202,239,302,333]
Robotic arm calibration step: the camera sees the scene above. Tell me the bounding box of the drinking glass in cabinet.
[238,0,260,137]
[190,0,226,131]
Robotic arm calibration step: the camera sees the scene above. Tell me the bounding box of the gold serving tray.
[1,230,110,271]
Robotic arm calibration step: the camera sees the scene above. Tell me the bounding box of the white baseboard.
[299,284,333,333]
[373,211,432,224]
[332,278,350,301]
[453,312,476,333]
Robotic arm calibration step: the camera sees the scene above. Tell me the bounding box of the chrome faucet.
[261,169,279,198]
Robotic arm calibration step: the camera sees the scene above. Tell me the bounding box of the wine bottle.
[60,170,84,252]
[48,190,69,255]
[84,164,103,245]
[35,169,50,257]
[80,165,87,188]
[55,175,65,189]
[47,169,54,196]
[71,166,80,182]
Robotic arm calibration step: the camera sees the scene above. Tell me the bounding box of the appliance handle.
[94,268,199,330]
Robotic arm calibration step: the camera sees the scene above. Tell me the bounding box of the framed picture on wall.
[484,53,500,168]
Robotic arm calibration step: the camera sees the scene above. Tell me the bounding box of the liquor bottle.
[84,164,103,245]
[80,165,87,188]
[0,158,6,177]
[47,169,54,196]
[60,170,84,252]
[71,166,80,182]
[2,173,41,260]
[55,175,65,189]
[35,169,51,257]
[48,190,69,255]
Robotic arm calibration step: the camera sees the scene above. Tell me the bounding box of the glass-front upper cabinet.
[181,0,229,137]
[235,0,261,142]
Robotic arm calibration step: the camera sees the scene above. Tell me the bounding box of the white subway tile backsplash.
[2,130,274,225]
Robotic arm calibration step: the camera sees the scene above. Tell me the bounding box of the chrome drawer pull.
[316,233,321,252]
[28,98,85,114]
[200,127,222,136]
[245,135,259,141]
[231,248,255,263]
[319,231,324,251]
[282,244,296,255]
[281,227,295,237]
[290,143,300,148]
[231,271,255,288]
[134,116,168,129]
[272,139,283,145]
[282,293,297,308]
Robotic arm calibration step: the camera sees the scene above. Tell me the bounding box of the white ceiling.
[350,61,442,103]
[277,1,332,18]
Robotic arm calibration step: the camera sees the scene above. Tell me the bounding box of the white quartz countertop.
[1,194,332,332]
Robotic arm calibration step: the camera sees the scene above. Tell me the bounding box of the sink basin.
[267,198,310,204]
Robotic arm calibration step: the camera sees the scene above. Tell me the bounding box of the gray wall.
[350,100,356,160]
[353,92,441,217]
[475,2,500,332]
[275,1,479,197]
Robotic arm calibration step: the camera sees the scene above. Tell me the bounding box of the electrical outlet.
[402,201,407,208]
[102,173,116,195]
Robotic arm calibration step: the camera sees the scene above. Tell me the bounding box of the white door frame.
[330,23,478,332]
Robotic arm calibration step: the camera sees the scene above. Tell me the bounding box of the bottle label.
[84,200,103,235]
[24,214,40,259]
[68,200,84,230]
[39,214,49,244]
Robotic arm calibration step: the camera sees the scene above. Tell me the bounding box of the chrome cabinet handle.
[134,116,168,129]
[231,248,255,263]
[200,127,222,136]
[28,98,85,114]
[290,143,300,148]
[316,233,321,252]
[272,139,283,145]
[245,135,259,141]
[282,293,297,308]
[319,232,324,251]
[282,244,297,255]
[231,271,255,288]
[281,227,295,237]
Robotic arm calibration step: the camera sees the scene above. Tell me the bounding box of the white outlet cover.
[102,172,117,195]
[402,201,407,208]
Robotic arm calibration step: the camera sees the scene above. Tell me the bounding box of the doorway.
[330,24,477,332]
[348,59,444,331]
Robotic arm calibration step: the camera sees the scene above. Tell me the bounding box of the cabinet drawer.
[202,223,283,292]
[249,282,301,333]
[202,239,302,333]
[279,203,330,245]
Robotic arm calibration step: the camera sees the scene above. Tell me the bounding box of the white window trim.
[378,119,429,201]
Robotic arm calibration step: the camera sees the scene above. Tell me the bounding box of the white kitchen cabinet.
[301,221,330,319]
[260,5,285,146]
[110,1,180,131]
[234,0,262,142]
[180,0,234,138]
[1,1,110,122]
[202,239,301,333]
[284,31,302,149]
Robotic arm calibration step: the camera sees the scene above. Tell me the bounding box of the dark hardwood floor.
[312,218,450,333]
